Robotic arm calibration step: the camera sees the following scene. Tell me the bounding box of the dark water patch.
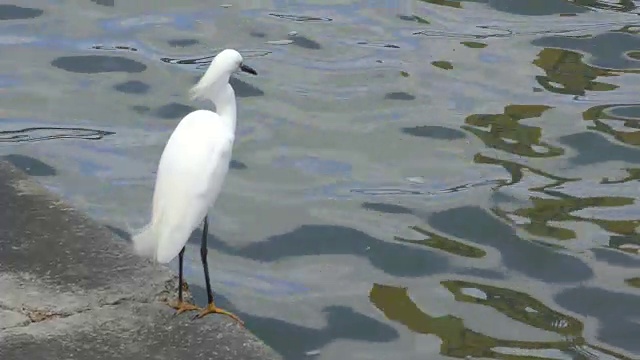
[113,80,150,94]
[559,131,640,166]
[290,35,321,50]
[181,283,398,360]
[3,154,56,176]
[250,31,267,38]
[230,160,247,170]
[427,206,594,283]
[269,13,332,22]
[238,305,398,360]
[555,286,640,353]
[0,126,115,143]
[229,77,264,98]
[591,248,640,268]
[461,0,587,16]
[131,105,151,114]
[402,125,466,140]
[194,225,451,278]
[361,202,413,214]
[153,103,196,119]
[532,32,640,72]
[397,14,430,24]
[532,47,619,96]
[462,104,564,158]
[384,92,415,100]
[52,55,146,74]
[420,0,462,9]
[0,5,44,20]
[90,0,115,6]
[431,60,453,70]
[167,38,199,47]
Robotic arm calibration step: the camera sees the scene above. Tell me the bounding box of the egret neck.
[210,83,237,133]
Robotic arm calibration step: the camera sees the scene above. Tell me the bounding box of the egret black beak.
[240,63,257,75]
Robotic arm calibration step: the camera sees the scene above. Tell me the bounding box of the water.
[1,0,639,359]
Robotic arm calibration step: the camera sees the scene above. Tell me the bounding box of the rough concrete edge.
[0,159,282,359]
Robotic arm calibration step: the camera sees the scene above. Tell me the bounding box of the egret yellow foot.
[168,299,200,315]
[192,302,244,326]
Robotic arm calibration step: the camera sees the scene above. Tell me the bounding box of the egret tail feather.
[132,223,158,263]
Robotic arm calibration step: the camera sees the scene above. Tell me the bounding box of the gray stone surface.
[0,160,281,360]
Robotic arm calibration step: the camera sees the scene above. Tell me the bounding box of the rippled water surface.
[2,0,640,359]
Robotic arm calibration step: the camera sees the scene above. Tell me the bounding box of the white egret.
[132,49,257,325]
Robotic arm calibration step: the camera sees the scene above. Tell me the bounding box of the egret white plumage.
[132,49,257,325]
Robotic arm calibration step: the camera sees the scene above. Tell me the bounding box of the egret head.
[190,49,257,101]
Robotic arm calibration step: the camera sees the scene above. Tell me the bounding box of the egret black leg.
[168,246,200,315]
[178,246,186,302]
[193,216,244,325]
[200,217,214,304]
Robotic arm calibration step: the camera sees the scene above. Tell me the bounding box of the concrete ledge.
[0,160,281,360]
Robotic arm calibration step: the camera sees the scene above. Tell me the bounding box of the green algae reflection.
[461,41,487,49]
[495,194,635,241]
[625,277,640,288]
[473,153,577,191]
[533,48,619,96]
[462,104,564,158]
[431,60,453,70]
[583,103,640,146]
[369,282,632,359]
[395,225,487,258]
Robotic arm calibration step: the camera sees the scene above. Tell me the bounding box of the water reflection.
[532,48,618,96]
[473,154,576,190]
[532,32,640,72]
[395,225,487,259]
[555,286,640,354]
[370,282,633,359]
[428,206,593,283]
[495,194,634,241]
[188,285,398,360]
[199,224,452,278]
[583,103,640,146]
[462,105,563,157]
